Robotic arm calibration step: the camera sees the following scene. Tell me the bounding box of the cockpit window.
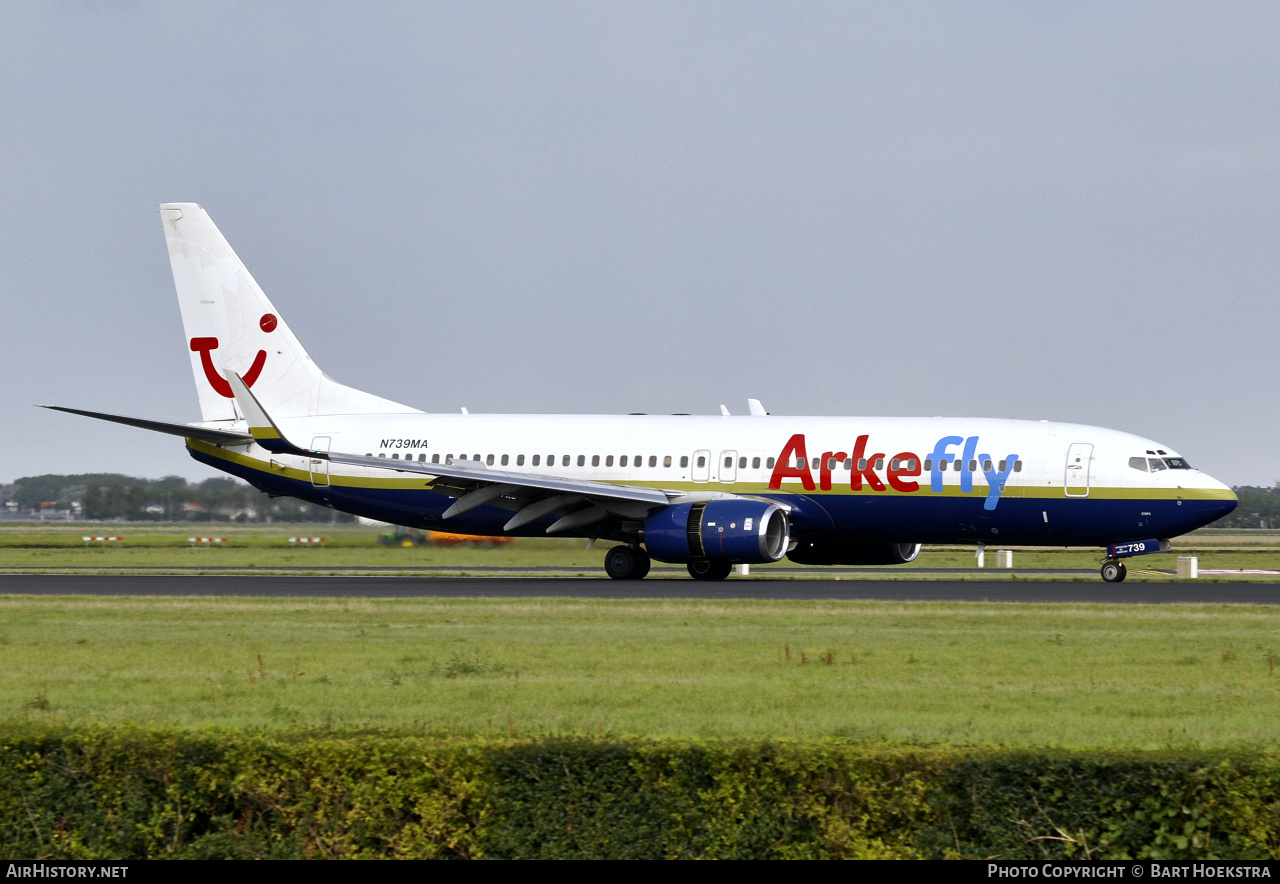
[1128,457,1148,472]
[1148,458,1167,472]
[1164,457,1192,470]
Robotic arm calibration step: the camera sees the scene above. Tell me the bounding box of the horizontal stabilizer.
[39,405,253,444]
[224,372,319,457]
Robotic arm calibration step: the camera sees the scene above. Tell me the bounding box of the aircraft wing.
[327,451,676,532]
[39,405,254,444]
[222,370,677,533]
[327,451,671,505]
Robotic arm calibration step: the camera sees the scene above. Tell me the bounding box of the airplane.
[44,203,1238,583]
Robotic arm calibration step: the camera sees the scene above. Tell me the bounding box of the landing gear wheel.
[687,560,732,581]
[632,548,650,579]
[605,546,650,580]
[1100,560,1127,583]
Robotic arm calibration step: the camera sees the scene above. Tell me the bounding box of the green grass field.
[2,524,1279,576]
[5,594,1280,747]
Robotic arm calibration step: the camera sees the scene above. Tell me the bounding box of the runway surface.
[3,574,1280,604]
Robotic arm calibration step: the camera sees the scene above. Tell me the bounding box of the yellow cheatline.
[248,427,282,440]
[184,440,1235,502]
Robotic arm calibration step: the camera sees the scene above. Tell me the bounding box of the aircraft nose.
[1193,472,1238,522]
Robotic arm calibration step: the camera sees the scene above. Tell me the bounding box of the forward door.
[1064,442,1092,497]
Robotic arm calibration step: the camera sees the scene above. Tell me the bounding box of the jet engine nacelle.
[787,539,922,566]
[644,500,790,564]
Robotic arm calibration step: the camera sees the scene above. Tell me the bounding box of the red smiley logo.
[189,314,276,398]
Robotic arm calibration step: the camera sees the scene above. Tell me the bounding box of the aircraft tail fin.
[159,203,419,422]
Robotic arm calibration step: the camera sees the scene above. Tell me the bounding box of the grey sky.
[2,2,1277,486]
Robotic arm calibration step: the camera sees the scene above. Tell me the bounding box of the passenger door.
[310,436,331,487]
[1064,442,1092,497]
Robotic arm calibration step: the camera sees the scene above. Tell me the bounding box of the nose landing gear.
[1100,559,1127,583]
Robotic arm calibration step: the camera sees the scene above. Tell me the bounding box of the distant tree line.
[0,473,354,523]
[1213,486,1280,530]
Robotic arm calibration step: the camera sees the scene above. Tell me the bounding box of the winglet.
[224,371,318,457]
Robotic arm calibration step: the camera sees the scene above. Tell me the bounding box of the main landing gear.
[602,547,736,581]
[687,560,733,581]
[1100,559,1128,583]
[604,545,651,580]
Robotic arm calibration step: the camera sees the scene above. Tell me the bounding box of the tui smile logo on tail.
[189,313,276,398]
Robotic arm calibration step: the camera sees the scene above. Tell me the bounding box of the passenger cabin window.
[844,458,852,469]
[696,456,705,467]
[391,453,399,459]
[680,456,688,468]
[725,456,733,468]
[501,454,509,466]
[563,455,571,467]
[982,459,992,471]
[876,458,885,470]
[664,456,672,467]
[1013,460,1022,472]
[766,457,775,468]
[532,455,540,466]
[924,459,932,470]
[486,454,495,466]
[752,457,760,469]
[592,455,600,467]
[738,457,746,469]
[606,455,614,467]
[432,454,440,463]
[649,456,657,467]
[516,454,524,466]
[1129,457,1149,472]
[812,458,819,470]
[620,456,628,467]
[577,455,585,467]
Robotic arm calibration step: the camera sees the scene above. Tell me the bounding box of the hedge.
[3,731,1280,859]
